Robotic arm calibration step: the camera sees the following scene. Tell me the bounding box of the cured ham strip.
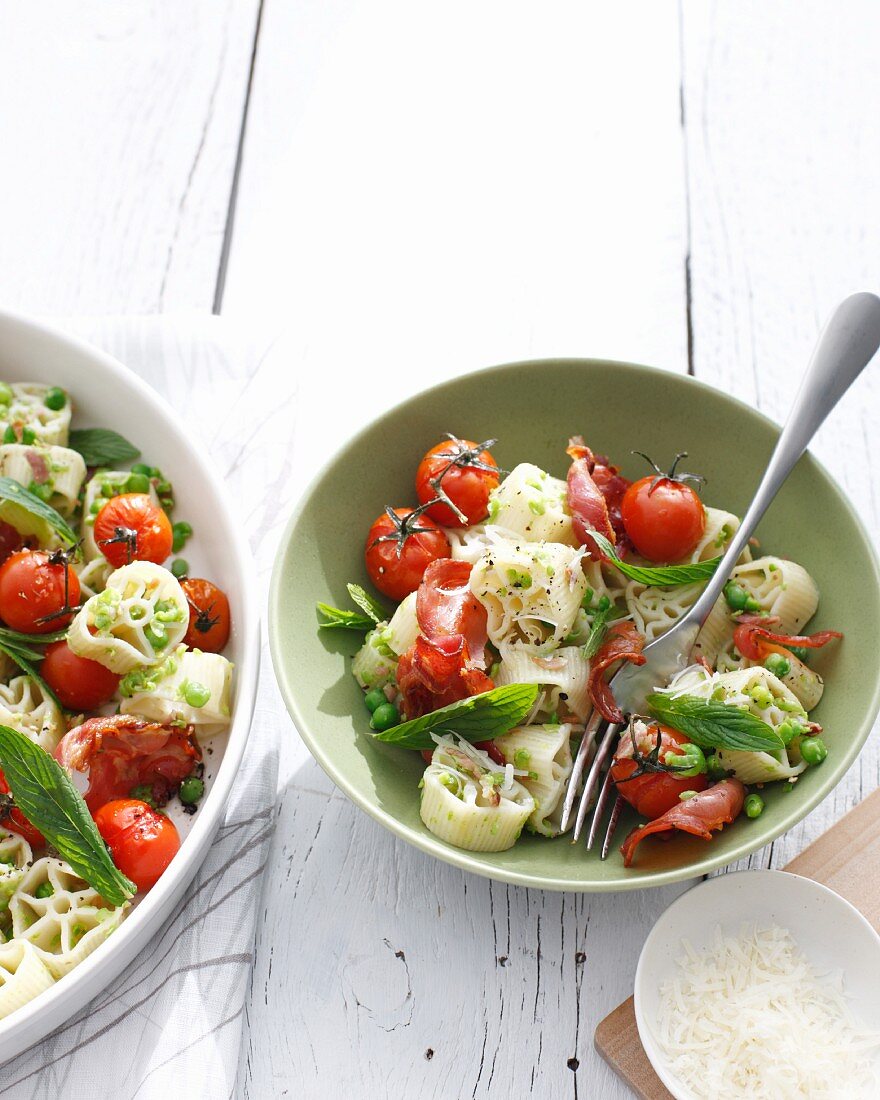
[587,621,646,722]
[416,559,488,667]
[56,714,201,811]
[397,634,494,721]
[733,614,843,663]
[565,437,630,555]
[620,779,745,867]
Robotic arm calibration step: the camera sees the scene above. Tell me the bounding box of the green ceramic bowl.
[269,359,880,891]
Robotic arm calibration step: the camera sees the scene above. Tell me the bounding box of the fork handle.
[689,291,880,627]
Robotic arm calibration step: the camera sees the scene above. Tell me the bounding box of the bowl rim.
[0,310,261,1047]
[632,868,880,1099]
[269,356,880,892]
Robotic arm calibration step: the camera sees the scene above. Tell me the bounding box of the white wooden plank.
[682,0,880,873]
[0,2,260,314]
[223,3,692,1096]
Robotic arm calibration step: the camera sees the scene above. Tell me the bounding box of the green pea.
[800,736,827,766]
[179,776,205,805]
[678,790,698,801]
[363,689,385,713]
[0,854,14,866]
[170,558,189,579]
[130,463,152,477]
[126,472,151,494]
[183,680,211,708]
[0,383,12,405]
[149,466,161,479]
[89,499,102,515]
[29,482,53,502]
[130,784,156,808]
[144,624,168,651]
[777,718,806,746]
[596,595,611,612]
[2,426,15,444]
[723,581,761,613]
[370,702,400,732]
[101,482,116,498]
[44,387,66,411]
[745,793,764,819]
[34,881,54,899]
[21,426,36,445]
[763,652,792,678]
[172,521,192,554]
[786,645,811,664]
[664,742,707,778]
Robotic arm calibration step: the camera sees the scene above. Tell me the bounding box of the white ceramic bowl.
[634,870,880,1100]
[0,312,259,1062]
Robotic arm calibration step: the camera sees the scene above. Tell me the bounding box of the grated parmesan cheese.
[657,924,880,1099]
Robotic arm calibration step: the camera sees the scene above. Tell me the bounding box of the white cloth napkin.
[0,655,278,1097]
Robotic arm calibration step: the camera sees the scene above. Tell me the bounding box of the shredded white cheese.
[658,924,880,1099]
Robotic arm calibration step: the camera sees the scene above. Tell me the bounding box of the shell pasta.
[320,431,842,868]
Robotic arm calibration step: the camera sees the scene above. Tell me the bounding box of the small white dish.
[634,869,880,1100]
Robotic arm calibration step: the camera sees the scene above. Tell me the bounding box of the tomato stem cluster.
[97,524,138,565]
[614,718,696,783]
[426,434,504,525]
[631,450,706,496]
[369,502,444,559]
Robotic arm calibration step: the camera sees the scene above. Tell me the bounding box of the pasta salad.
[0,381,234,1019]
[318,434,841,865]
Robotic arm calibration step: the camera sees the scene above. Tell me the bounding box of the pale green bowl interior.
[270,359,880,891]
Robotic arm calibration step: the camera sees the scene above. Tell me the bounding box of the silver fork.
[558,291,880,856]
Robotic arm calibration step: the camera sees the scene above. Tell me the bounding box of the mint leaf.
[316,602,374,631]
[0,725,135,904]
[0,637,63,709]
[647,692,784,753]
[68,428,140,466]
[346,583,386,625]
[590,531,720,588]
[374,684,539,750]
[0,477,76,545]
[583,606,611,659]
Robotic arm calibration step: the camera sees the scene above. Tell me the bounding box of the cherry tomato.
[0,549,80,633]
[181,578,231,652]
[41,640,121,710]
[621,476,705,562]
[611,724,709,819]
[0,522,24,566]
[93,493,173,569]
[415,438,500,527]
[0,769,44,847]
[364,508,451,601]
[93,799,180,893]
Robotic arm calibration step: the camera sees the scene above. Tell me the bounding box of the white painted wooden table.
[3,3,880,1097]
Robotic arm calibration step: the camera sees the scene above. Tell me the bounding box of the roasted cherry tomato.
[0,549,80,633]
[93,493,173,568]
[0,768,44,847]
[415,437,500,528]
[610,723,709,820]
[181,578,231,652]
[621,472,705,563]
[41,640,121,710]
[364,508,451,601]
[93,799,180,893]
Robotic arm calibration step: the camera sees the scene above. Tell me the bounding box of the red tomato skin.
[41,640,121,710]
[93,493,173,568]
[0,550,80,633]
[620,477,706,563]
[364,509,451,601]
[181,578,231,652]
[415,440,500,528]
[611,725,709,819]
[93,799,181,893]
[0,769,44,847]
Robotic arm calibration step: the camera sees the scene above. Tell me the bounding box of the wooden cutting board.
[594,788,880,1099]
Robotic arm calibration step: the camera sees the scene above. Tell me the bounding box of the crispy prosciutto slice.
[620,778,745,867]
[55,715,201,811]
[588,621,646,722]
[733,614,843,663]
[565,437,630,555]
[416,559,488,668]
[397,634,494,721]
